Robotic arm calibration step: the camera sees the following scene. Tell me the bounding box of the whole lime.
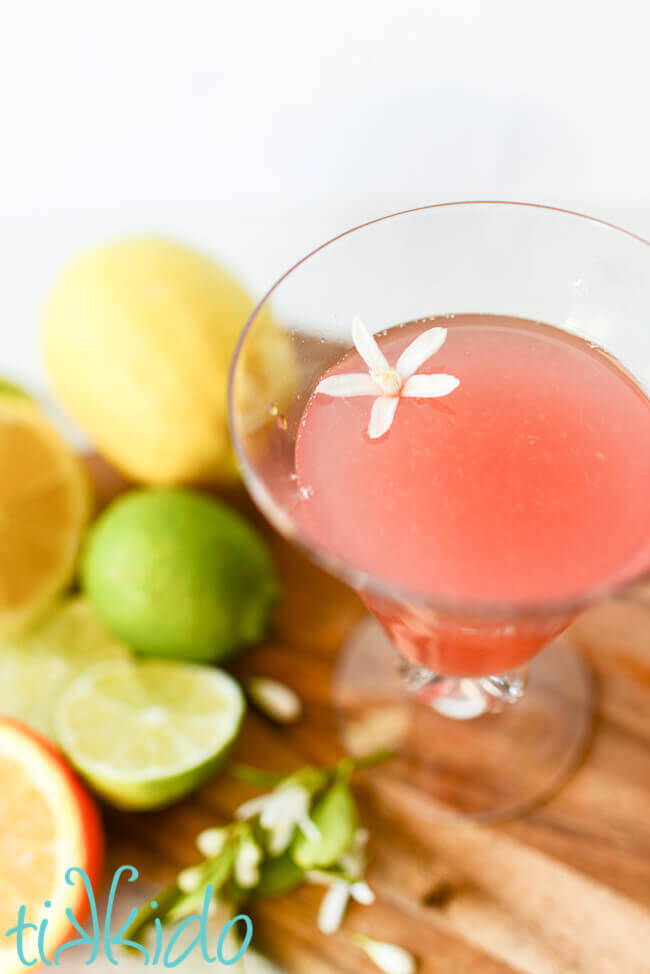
[81,488,278,663]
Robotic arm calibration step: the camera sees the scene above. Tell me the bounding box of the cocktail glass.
[228,202,650,822]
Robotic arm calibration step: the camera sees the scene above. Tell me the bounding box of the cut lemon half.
[0,717,104,973]
[55,659,245,811]
[0,398,90,635]
[0,597,131,741]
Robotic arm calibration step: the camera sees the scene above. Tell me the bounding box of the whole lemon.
[80,487,278,663]
[42,237,292,485]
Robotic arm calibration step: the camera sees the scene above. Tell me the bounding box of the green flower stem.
[227,763,287,786]
[337,748,394,775]
[126,749,394,948]
[229,748,393,788]
[122,879,182,948]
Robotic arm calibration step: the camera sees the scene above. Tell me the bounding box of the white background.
[1,0,649,398]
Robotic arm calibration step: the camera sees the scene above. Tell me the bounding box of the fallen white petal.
[350,881,376,905]
[396,326,447,379]
[247,677,303,723]
[352,316,391,373]
[353,935,417,974]
[316,373,380,397]
[318,880,350,934]
[401,373,460,398]
[368,397,399,439]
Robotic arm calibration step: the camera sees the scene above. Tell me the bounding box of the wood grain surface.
[103,482,650,974]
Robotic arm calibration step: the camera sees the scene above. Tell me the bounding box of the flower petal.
[350,881,376,905]
[305,870,338,886]
[368,397,399,439]
[396,326,447,379]
[401,373,460,398]
[261,785,309,827]
[352,316,391,373]
[353,935,417,974]
[316,373,380,397]
[318,880,350,934]
[266,819,295,856]
[246,676,303,723]
[297,812,322,843]
[235,794,268,820]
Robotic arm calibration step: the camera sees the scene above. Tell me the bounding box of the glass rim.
[228,200,650,619]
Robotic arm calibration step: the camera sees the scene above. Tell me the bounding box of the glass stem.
[399,658,528,719]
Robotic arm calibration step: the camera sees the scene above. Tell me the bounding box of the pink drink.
[295,315,650,676]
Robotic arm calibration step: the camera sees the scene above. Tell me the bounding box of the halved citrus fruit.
[55,659,245,810]
[0,717,104,972]
[0,398,90,635]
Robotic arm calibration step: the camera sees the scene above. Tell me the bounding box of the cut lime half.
[55,659,245,810]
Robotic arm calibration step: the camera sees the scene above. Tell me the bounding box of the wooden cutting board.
[98,473,650,974]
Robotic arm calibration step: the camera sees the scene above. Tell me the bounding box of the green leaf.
[253,851,305,899]
[292,780,358,870]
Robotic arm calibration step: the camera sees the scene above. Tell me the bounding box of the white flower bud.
[177,866,202,893]
[196,827,228,858]
[234,838,263,889]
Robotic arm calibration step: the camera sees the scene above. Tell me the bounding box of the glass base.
[333,616,595,823]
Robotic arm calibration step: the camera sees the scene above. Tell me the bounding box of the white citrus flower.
[315,316,459,439]
[236,783,320,855]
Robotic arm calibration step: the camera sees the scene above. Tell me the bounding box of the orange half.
[0,718,104,972]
